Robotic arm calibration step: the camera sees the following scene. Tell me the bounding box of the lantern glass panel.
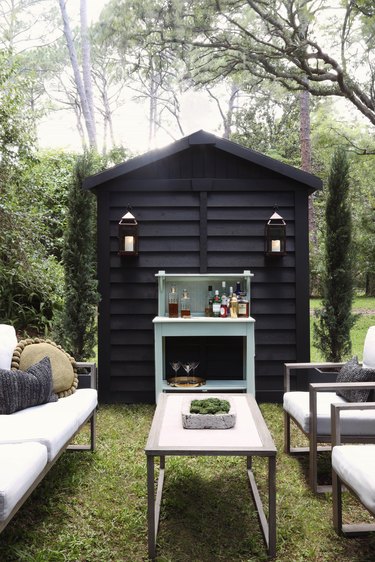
[124,236,135,253]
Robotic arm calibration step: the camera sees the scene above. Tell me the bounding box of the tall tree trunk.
[366,272,375,297]
[300,89,317,245]
[80,0,96,143]
[224,83,239,139]
[206,82,239,139]
[58,0,97,149]
[148,67,158,149]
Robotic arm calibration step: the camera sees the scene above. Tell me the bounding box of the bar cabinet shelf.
[153,271,255,402]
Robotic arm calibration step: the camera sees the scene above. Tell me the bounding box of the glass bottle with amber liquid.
[238,292,249,318]
[180,288,191,317]
[230,292,238,318]
[168,286,178,318]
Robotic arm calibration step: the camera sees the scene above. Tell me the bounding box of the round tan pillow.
[11,339,78,398]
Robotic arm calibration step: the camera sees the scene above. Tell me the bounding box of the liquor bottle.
[230,293,238,318]
[220,281,228,318]
[237,292,249,318]
[205,285,214,317]
[212,289,221,317]
[227,286,233,316]
[168,286,178,318]
[180,288,191,318]
[235,281,241,296]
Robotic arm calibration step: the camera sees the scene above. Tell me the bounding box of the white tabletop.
[145,393,276,455]
[159,394,262,448]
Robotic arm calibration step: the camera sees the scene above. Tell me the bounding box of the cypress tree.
[54,150,101,360]
[314,147,356,362]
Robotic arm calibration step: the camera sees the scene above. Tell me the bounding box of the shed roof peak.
[83,129,322,192]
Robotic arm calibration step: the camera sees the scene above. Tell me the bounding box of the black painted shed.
[84,130,322,404]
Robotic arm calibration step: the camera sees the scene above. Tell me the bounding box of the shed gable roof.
[84,130,322,192]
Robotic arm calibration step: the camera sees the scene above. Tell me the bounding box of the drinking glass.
[190,361,200,376]
[169,361,181,377]
[182,362,193,377]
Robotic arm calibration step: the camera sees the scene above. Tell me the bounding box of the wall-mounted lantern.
[118,206,138,256]
[265,208,287,256]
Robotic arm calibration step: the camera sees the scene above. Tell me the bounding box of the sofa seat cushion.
[0,442,48,521]
[283,391,375,436]
[0,406,79,461]
[332,444,375,515]
[0,325,17,370]
[52,388,97,426]
[12,339,78,398]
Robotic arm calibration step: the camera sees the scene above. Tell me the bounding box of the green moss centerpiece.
[182,396,236,429]
[190,398,230,415]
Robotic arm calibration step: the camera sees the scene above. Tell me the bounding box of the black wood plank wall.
[95,144,311,404]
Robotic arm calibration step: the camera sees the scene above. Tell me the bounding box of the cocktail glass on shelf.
[169,361,181,377]
[181,361,205,387]
[182,362,193,377]
[167,361,205,387]
[190,361,200,376]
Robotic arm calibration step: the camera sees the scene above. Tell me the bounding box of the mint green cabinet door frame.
[153,316,255,402]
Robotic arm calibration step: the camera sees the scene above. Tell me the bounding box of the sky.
[38,87,222,156]
[36,0,222,155]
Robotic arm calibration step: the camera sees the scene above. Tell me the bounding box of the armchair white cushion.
[332,444,375,515]
[283,391,375,436]
[331,402,375,535]
[363,326,375,369]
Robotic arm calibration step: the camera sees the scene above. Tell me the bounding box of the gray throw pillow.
[336,356,375,402]
[0,356,58,414]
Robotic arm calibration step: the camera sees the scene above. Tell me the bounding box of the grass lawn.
[310,296,375,311]
[1,403,375,561]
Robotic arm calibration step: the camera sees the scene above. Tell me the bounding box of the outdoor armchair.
[283,326,375,494]
[331,401,375,536]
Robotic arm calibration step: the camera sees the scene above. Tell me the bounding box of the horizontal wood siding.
[96,143,311,404]
[206,186,300,402]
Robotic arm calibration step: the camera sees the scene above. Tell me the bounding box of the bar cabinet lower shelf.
[153,315,255,402]
[162,379,248,392]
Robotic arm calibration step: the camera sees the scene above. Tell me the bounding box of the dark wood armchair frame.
[284,362,375,494]
[331,402,375,536]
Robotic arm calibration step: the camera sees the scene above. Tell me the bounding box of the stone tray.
[181,397,236,429]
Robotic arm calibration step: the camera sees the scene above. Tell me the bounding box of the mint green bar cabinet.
[153,271,255,403]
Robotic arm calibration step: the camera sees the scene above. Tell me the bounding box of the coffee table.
[145,393,277,559]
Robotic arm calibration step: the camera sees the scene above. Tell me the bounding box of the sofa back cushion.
[336,356,375,402]
[12,339,78,398]
[0,356,58,414]
[0,325,17,370]
[363,326,375,369]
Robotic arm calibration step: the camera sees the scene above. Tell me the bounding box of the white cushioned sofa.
[0,325,98,533]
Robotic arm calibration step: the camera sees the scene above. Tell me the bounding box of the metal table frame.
[145,393,276,559]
